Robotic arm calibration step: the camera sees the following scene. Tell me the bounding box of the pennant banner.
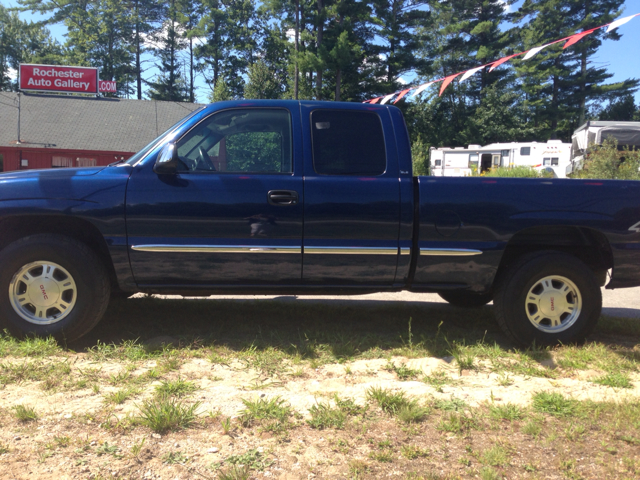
[563,28,597,49]
[606,14,640,32]
[393,88,412,104]
[489,53,520,72]
[410,81,435,98]
[459,66,484,83]
[439,73,461,96]
[380,93,395,104]
[523,43,550,60]
[364,13,639,103]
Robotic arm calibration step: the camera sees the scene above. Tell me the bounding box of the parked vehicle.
[429,141,571,177]
[1,100,639,346]
[568,121,640,175]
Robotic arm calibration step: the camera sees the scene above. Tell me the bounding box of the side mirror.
[153,143,180,174]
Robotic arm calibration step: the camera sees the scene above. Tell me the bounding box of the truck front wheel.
[494,252,601,346]
[0,234,110,342]
[438,291,493,308]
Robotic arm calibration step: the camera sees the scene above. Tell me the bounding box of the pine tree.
[244,59,281,98]
[371,0,430,94]
[127,0,164,99]
[2,4,65,91]
[512,0,637,139]
[209,76,232,101]
[197,0,258,99]
[177,0,205,103]
[147,0,188,101]
[597,95,637,121]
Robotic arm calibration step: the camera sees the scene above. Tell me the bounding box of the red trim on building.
[0,146,135,172]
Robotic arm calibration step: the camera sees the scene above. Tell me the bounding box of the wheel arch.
[0,215,118,290]
[496,225,613,287]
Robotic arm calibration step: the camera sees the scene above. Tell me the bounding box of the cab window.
[311,110,386,176]
[175,109,292,173]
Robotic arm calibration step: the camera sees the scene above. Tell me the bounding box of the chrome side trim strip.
[400,248,411,256]
[131,245,301,254]
[304,247,398,255]
[420,248,483,256]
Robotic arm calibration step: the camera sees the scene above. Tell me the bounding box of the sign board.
[99,80,117,93]
[19,64,116,94]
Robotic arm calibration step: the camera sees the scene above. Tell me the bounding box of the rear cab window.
[311,110,386,176]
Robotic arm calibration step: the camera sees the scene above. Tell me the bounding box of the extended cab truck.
[1,100,640,346]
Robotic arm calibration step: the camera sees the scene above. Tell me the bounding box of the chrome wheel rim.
[9,261,77,325]
[525,275,582,333]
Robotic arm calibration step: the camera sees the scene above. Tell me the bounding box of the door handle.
[268,190,299,206]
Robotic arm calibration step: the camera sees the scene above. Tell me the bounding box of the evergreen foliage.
[4,0,639,158]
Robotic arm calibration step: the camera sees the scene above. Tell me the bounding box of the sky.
[4,0,640,104]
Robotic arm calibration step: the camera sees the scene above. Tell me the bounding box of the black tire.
[493,251,601,347]
[0,234,110,342]
[110,289,133,301]
[438,290,493,308]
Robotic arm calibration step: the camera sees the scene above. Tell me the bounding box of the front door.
[481,153,492,173]
[299,104,401,285]
[126,107,303,286]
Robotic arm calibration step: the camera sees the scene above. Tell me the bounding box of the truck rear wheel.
[494,252,601,346]
[0,234,110,342]
[438,291,493,308]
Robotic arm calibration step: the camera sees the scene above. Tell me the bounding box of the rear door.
[300,104,401,285]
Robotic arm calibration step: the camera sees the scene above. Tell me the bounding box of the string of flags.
[364,13,640,105]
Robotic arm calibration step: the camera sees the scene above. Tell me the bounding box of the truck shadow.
[70,296,640,365]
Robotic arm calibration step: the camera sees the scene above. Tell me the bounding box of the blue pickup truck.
[1,100,639,346]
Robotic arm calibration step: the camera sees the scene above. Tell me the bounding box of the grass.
[433,397,467,412]
[384,361,421,380]
[397,402,430,424]
[532,392,577,417]
[437,412,479,433]
[240,396,292,433]
[12,404,38,422]
[592,372,634,389]
[96,442,121,457]
[481,445,510,467]
[217,465,251,480]
[401,445,430,460]
[366,387,412,415]
[307,403,346,429]
[135,397,201,433]
[334,396,368,416]
[222,448,273,471]
[489,403,525,421]
[162,451,188,464]
[423,370,456,390]
[369,450,394,462]
[154,378,198,397]
[0,332,62,357]
[103,387,139,405]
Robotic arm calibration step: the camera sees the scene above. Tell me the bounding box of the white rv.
[568,121,640,175]
[429,141,571,178]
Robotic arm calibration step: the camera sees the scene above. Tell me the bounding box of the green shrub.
[483,166,552,178]
[573,138,640,180]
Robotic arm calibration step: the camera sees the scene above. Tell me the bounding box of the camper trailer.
[429,141,571,178]
[568,121,640,175]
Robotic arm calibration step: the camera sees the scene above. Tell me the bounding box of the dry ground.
[1,294,639,480]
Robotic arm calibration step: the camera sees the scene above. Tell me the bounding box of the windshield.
[124,107,205,165]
